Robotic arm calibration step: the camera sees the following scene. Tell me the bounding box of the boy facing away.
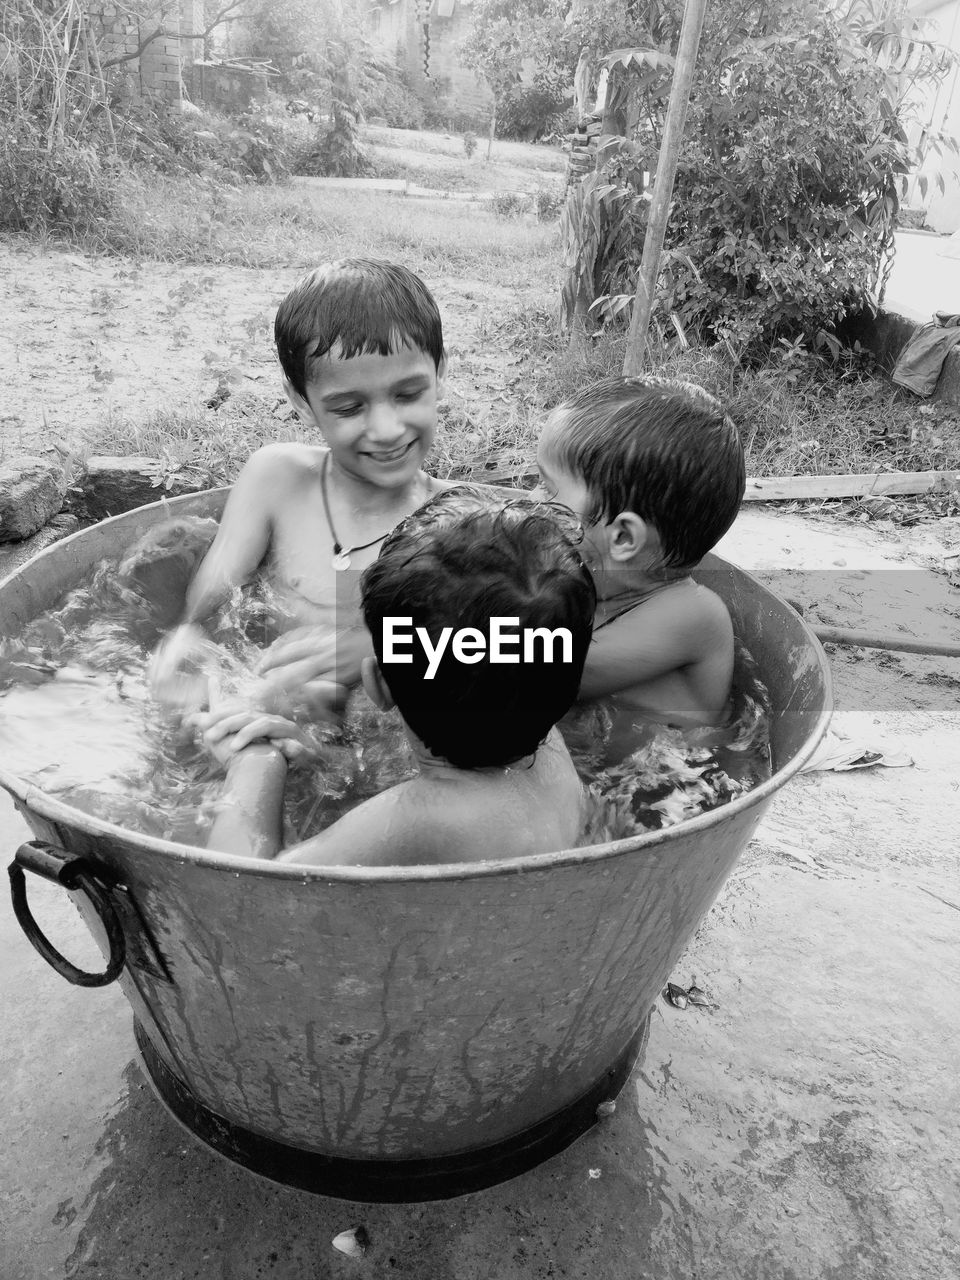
[150,258,455,711]
[196,490,595,867]
[535,376,746,757]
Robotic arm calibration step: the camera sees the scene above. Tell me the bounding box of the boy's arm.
[206,744,287,860]
[150,448,291,707]
[256,620,374,692]
[182,446,288,624]
[277,789,417,868]
[580,588,732,702]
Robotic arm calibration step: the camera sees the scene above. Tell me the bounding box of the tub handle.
[8,842,126,988]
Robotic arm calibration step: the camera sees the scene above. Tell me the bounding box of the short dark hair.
[275,259,445,399]
[547,376,746,570]
[361,488,596,770]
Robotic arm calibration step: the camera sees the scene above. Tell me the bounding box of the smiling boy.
[151,259,455,708]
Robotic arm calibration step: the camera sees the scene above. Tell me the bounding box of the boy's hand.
[197,679,349,733]
[255,624,373,692]
[149,622,215,709]
[191,708,319,767]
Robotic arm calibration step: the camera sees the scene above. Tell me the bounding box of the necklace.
[320,453,393,571]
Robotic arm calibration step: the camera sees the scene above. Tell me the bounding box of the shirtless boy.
[198,490,595,867]
[151,258,454,711]
[535,376,745,755]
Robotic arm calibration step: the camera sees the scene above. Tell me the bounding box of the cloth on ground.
[891,311,960,396]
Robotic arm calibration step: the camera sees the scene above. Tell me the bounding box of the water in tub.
[0,518,772,849]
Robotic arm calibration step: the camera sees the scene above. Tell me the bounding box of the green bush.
[563,0,954,362]
[0,114,117,234]
[496,81,570,142]
[655,10,916,358]
[359,67,425,130]
[492,191,527,219]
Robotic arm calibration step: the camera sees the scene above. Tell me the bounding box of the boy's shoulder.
[615,578,731,652]
[284,734,581,868]
[238,441,326,480]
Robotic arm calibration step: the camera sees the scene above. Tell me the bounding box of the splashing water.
[0,518,771,852]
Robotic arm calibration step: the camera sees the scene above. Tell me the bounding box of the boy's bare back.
[278,729,582,868]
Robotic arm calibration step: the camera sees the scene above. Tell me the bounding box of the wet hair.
[546,376,746,571]
[361,487,596,770]
[274,259,445,399]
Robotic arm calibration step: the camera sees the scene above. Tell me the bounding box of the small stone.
[0,455,68,542]
[596,1100,617,1118]
[332,1226,369,1257]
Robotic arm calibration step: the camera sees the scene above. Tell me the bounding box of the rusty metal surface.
[0,491,832,1161]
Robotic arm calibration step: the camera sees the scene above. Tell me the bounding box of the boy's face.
[289,344,442,489]
[536,414,615,572]
[535,413,596,532]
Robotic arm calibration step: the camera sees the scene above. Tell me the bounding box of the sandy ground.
[0,234,545,463]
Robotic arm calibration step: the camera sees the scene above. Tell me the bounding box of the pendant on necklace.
[331,549,352,572]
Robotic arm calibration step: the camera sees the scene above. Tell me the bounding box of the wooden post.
[622,0,708,376]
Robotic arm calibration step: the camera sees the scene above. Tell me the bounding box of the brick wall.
[86,1,191,104]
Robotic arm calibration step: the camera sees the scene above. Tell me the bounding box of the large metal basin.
[1,490,831,1200]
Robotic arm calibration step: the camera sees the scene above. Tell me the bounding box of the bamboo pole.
[622,0,709,376]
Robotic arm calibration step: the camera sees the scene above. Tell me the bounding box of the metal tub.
[1,490,831,1200]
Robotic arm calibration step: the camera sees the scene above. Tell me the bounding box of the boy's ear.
[607,512,651,563]
[283,377,317,427]
[360,656,395,711]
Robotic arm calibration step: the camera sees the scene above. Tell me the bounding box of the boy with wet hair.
[151,258,453,712]
[535,375,745,748]
[198,490,595,866]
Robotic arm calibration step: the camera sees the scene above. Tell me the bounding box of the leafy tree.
[562,0,955,360]
[461,0,674,136]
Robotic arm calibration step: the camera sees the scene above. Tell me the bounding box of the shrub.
[564,0,955,362]
[463,131,478,159]
[534,182,563,222]
[496,81,570,142]
[359,65,425,130]
[492,191,527,219]
[0,113,117,234]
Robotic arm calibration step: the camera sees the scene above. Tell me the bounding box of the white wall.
[907,0,960,231]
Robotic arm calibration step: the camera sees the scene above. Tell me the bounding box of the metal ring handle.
[8,842,126,987]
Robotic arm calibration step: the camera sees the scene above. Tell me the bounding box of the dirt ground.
[0,232,544,463]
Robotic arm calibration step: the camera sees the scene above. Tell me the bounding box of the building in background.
[368,0,493,125]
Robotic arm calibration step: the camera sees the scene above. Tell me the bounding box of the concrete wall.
[369,0,493,124]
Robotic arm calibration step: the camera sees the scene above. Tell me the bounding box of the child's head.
[275,260,446,487]
[275,258,445,399]
[537,376,745,573]
[360,488,596,770]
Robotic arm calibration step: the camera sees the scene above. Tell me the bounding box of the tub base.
[135,1017,650,1202]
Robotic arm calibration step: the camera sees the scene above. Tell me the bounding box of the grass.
[364,126,566,174]
[71,172,558,285]
[80,310,960,498]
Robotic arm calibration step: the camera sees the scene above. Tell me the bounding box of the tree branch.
[100,1,247,70]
